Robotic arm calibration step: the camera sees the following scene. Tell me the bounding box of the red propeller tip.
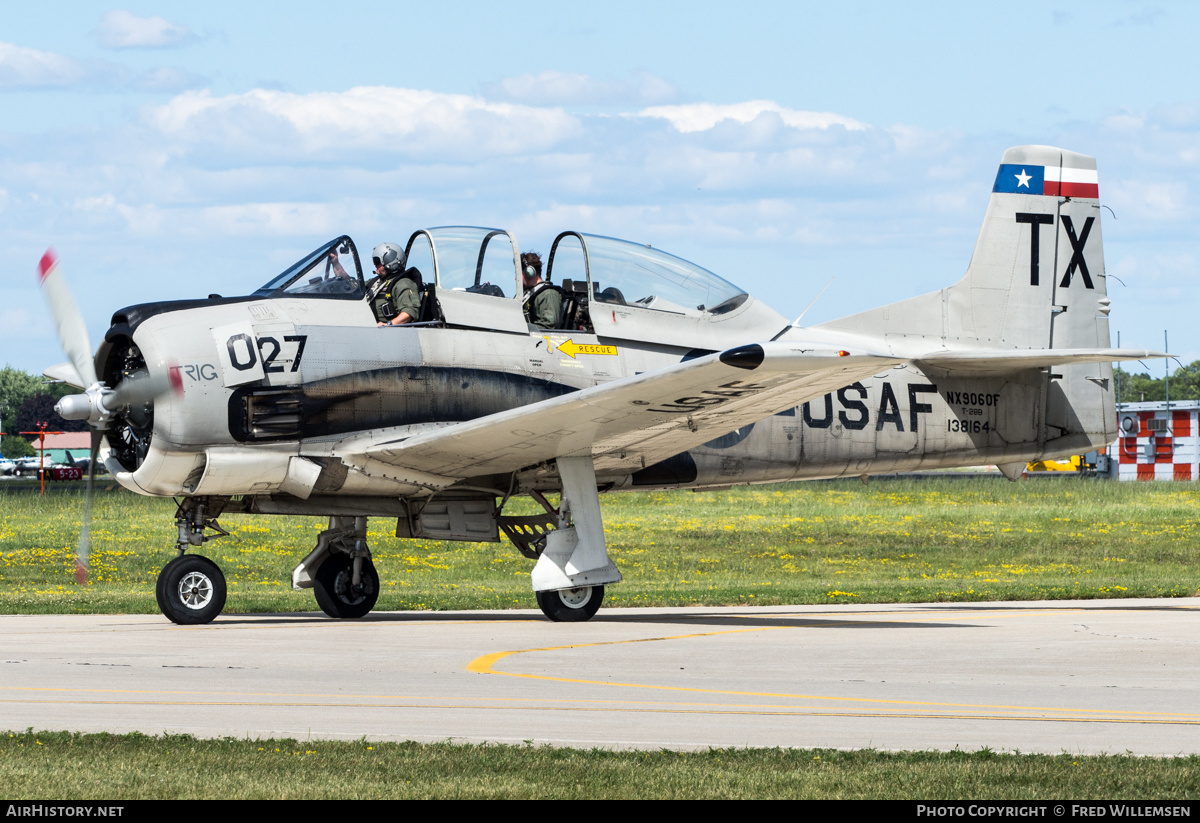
[38,248,58,283]
[168,363,184,394]
[74,559,88,586]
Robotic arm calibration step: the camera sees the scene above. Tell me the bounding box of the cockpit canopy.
[251,227,780,346]
[253,229,748,318]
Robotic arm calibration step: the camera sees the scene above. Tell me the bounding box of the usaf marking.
[802,383,938,433]
[649,380,765,414]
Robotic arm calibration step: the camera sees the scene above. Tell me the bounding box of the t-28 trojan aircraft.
[41,145,1163,625]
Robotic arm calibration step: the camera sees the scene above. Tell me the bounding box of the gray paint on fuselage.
[630,370,1081,489]
[230,366,578,441]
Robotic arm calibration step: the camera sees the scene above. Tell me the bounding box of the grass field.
[1,476,1197,615]
[2,731,1198,800]
[3,477,1199,799]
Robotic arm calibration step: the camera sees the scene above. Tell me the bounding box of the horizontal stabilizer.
[916,348,1168,376]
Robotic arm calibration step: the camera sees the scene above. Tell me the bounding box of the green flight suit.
[526,282,561,329]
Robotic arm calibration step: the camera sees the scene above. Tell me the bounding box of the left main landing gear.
[535,585,604,622]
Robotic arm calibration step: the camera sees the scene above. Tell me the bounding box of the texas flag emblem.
[993,164,1099,198]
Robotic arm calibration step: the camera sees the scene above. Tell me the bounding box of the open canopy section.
[253,236,366,299]
[403,227,521,297]
[547,233,748,318]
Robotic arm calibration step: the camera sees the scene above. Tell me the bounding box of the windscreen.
[254,237,364,298]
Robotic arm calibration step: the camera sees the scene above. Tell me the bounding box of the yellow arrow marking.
[546,337,618,359]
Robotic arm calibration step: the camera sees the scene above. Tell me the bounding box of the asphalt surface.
[1,598,1197,754]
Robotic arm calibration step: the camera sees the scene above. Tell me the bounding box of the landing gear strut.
[528,457,621,623]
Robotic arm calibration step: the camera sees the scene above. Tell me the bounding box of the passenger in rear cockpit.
[521,251,561,329]
[370,242,421,326]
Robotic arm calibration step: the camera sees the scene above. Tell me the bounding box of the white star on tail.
[1015,168,1032,188]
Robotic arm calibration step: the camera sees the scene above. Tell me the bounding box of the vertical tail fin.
[815,145,1109,352]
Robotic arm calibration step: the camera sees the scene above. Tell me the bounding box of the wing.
[337,342,1167,487]
[337,343,902,485]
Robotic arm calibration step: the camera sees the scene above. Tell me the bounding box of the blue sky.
[2,1,1198,374]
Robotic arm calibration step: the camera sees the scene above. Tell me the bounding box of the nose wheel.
[156,555,227,625]
[535,585,604,622]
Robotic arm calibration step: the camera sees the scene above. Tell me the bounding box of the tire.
[535,585,604,622]
[156,555,226,625]
[313,554,379,619]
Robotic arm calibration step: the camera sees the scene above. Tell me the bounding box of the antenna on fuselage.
[793,276,835,327]
[771,276,835,341]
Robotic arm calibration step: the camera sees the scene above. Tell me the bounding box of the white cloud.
[0,42,91,88]
[637,101,868,133]
[0,40,191,90]
[97,10,196,49]
[147,86,582,160]
[486,70,677,105]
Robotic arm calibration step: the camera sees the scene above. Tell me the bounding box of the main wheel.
[156,555,226,625]
[535,585,604,622]
[314,554,379,619]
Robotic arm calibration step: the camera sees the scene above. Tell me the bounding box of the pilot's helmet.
[372,242,405,274]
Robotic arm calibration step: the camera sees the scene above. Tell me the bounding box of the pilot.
[370,242,421,326]
[521,251,560,329]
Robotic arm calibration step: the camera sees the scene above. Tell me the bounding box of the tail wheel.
[536,585,604,622]
[156,555,226,625]
[314,554,379,619]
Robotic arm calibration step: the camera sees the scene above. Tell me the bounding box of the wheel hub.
[334,571,369,605]
[178,571,213,609]
[558,586,592,608]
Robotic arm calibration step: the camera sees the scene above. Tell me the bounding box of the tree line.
[0,366,87,459]
[1115,360,1200,404]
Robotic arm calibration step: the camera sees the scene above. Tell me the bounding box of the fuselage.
[96,228,1112,503]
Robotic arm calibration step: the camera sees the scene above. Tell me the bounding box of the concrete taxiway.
[1,598,1197,754]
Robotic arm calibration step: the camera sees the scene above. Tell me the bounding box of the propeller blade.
[37,249,98,388]
[105,365,183,411]
[43,361,86,389]
[75,429,102,586]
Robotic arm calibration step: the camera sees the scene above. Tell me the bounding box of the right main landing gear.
[291,516,379,619]
[313,553,379,619]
